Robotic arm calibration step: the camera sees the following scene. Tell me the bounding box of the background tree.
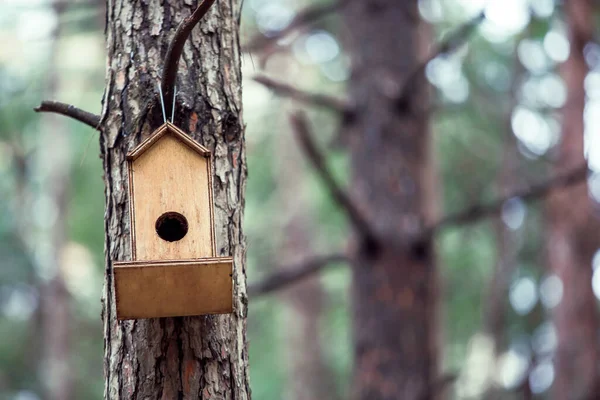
[341,2,438,398]
[547,0,600,398]
[38,3,74,399]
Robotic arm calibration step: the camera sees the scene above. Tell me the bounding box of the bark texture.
[99,1,249,399]
[547,0,600,399]
[342,1,438,399]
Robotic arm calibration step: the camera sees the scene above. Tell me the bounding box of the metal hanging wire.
[171,86,177,123]
[157,82,167,124]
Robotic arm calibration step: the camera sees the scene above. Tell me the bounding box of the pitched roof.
[127,122,211,161]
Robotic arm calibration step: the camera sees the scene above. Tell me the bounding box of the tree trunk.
[342,2,438,399]
[276,123,339,400]
[482,58,524,390]
[281,220,338,400]
[547,0,600,398]
[39,3,74,399]
[99,1,249,399]
[482,97,521,400]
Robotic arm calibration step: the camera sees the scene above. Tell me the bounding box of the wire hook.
[157,82,167,124]
[171,86,177,123]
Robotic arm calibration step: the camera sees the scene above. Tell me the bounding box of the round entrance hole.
[155,212,189,242]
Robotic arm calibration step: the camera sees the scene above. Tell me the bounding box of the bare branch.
[248,253,348,296]
[396,12,485,109]
[255,75,352,115]
[34,101,101,130]
[244,0,346,53]
[290,112,378,247]
[428,163,589,234]
[161,0,216,112]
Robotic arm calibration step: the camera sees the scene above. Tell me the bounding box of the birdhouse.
[112,122,233,320]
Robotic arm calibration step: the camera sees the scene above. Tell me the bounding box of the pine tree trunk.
[275,125,339,400]
[99,1,249,399]
[547,0,600,398]
[483,57,524,369]
[40,3,74,399]
[341,2,438,399]
[483,80,522,399]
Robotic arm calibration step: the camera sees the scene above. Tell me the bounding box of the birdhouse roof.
[127,122,211,161]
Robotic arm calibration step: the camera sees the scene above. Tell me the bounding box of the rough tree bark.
[98,1,249,399]
[341,1,438,399]
[547,0,600,399]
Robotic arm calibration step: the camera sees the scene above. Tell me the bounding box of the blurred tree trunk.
[39,2,73,399]
[342,2,439,399]
[485,134,519,348]
[547,0,600,398]
[276,124,340,400]
[483,59,524,393]
[481,105,521,400]
[99,1,249,399]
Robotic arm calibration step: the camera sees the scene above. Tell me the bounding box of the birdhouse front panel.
[130,132,215,260]
[112,122,233,320]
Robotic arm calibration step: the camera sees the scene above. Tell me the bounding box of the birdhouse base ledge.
[113,257,233,320]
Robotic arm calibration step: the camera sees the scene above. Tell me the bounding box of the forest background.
[0,0,596,399]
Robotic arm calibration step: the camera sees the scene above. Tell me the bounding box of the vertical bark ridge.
[100,1,249,399]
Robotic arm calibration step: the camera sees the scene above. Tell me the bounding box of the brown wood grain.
[114,258,233,319]
[129,125,215,261]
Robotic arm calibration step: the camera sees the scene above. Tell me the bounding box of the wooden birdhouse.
[113,122,233,320]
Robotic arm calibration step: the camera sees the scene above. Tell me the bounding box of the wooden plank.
[115,257,230,267]
[131,134,215,260]
[114,258,233,319]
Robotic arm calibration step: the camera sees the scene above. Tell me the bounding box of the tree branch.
[34,101,101,130]
[290,112,378,247]
[248,253,348,296]
[428,163,589,234]
[396,12,485,109]
[244,0,346,53]
[255,75,352,115]
[161,0,216,112]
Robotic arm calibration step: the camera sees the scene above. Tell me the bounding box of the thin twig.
[34,101,101,130]
[396,12,485,109]
[290,112,378,246]
[244,0,346,53]
[427,163,590,235]
[255,75,352,115]
[248,253,348,296]
[161,0,216,112]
